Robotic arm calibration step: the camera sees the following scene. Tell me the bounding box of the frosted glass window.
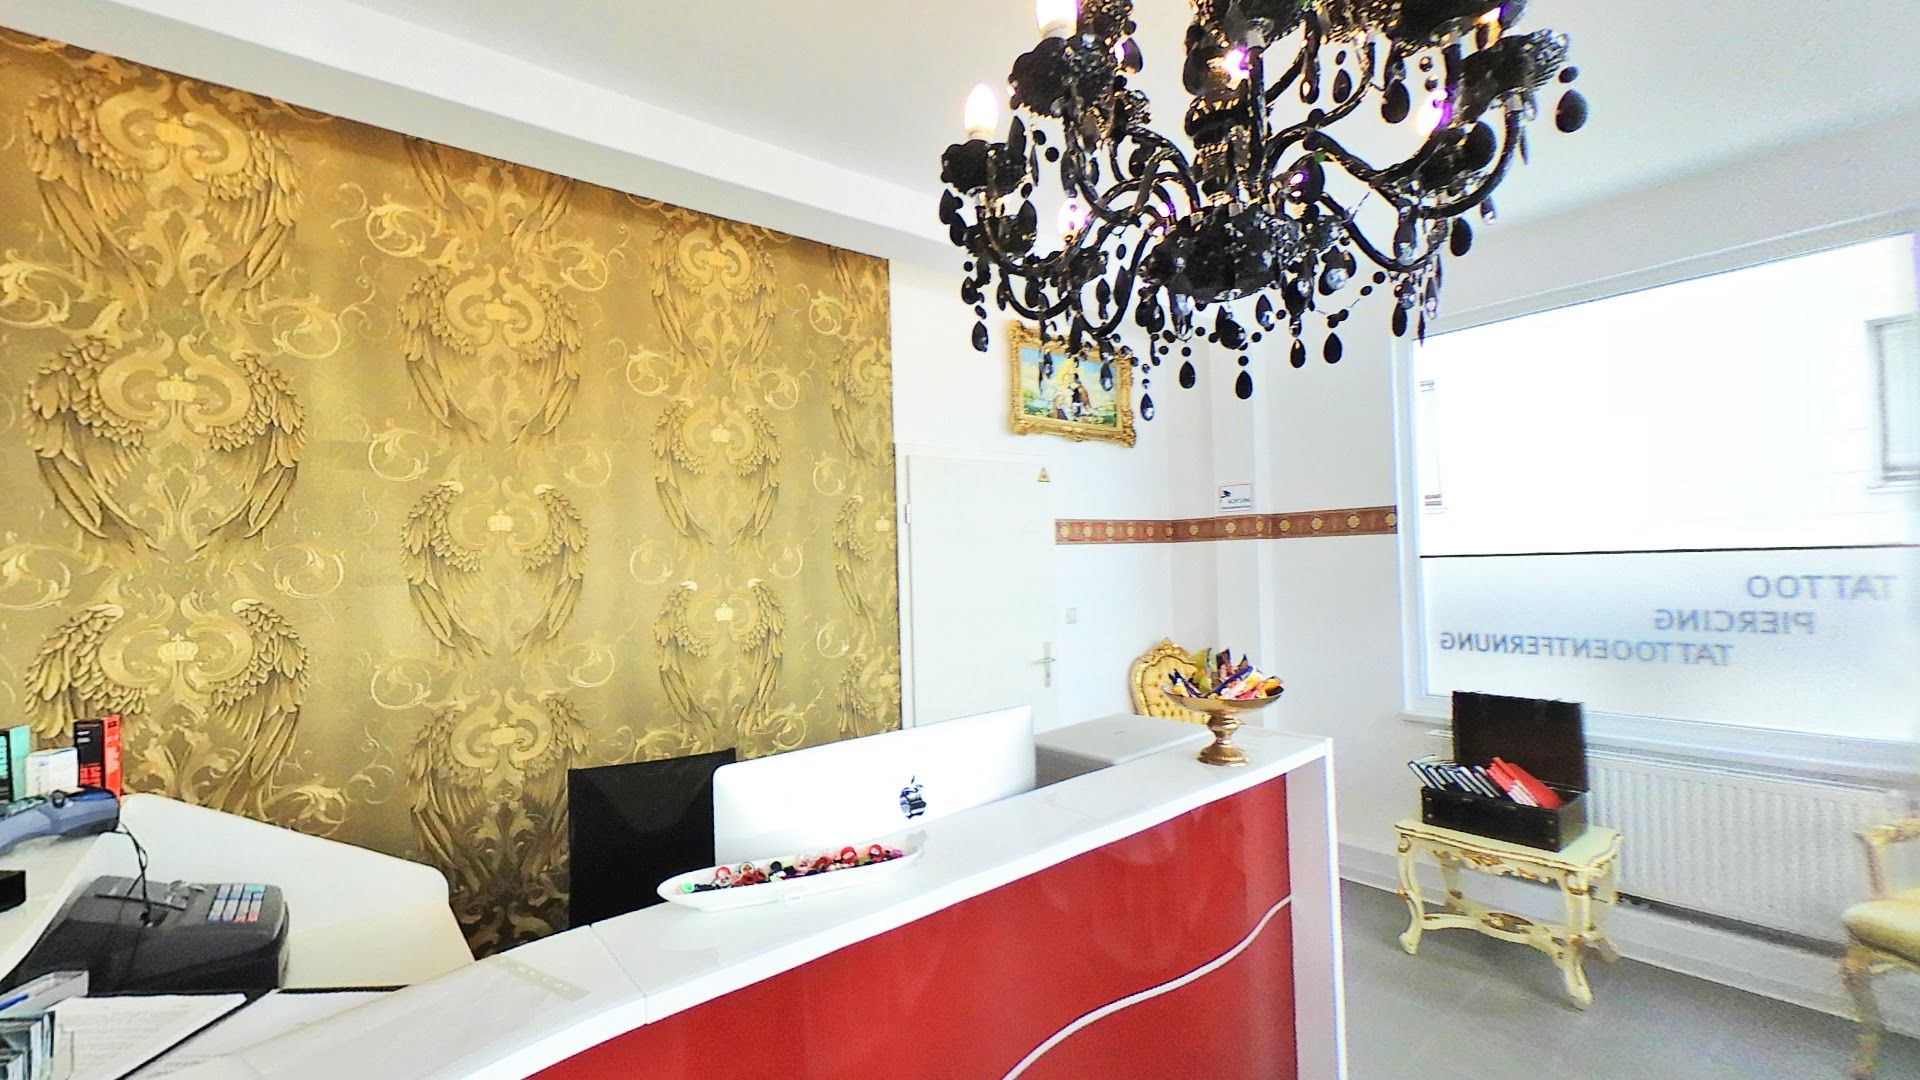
[1409,234,1920,741]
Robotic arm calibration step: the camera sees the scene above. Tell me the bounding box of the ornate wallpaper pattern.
[0,30,901,952]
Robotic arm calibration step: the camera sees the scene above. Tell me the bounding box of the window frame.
[1871,313,1919,488]
[1391,212,1920,783]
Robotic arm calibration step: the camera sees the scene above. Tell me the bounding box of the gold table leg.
[1559,871,1595,1009]
[1844,945,1888,1079]
[1589,858,1622,964]
[1396,835,1424,955]
[1437,851,1464,913]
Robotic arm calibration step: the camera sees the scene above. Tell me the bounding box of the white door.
[902,453,1058,730]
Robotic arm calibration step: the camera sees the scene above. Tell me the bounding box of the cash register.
[0,789,290,994]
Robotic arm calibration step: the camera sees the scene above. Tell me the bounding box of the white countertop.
[0,794,472,990]
[176,722,1332,1080]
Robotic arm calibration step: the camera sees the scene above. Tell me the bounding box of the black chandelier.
[939,0,1586,413]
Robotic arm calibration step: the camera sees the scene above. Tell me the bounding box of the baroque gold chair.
[1843,817,1920,1078]
[1128,638,1206,722]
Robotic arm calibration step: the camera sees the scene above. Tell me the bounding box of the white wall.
[890,261,1216,728]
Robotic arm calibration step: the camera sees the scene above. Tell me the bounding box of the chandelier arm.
[1097,171,1189,225]
[971,189,1123,277]
[971,217,1065,277]
[976,203,1134,316]
[1415,111,1522,219]
[1317,194,1438,275]
[1261,50,1308,106]
[1267,37,1377,161]
[1071,166,1177,232]
[1268,127,1387,188]
[1246,49,1270,188]
[1112,128,1205,206]
[995,256,1100,322]
[1256,57,1376,180]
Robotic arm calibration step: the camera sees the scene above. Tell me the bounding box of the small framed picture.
[1007,322,1136,447]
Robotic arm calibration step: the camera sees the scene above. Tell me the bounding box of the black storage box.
[1421,691,1588,851]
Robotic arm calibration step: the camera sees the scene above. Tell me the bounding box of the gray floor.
[1340,881,1920,1079]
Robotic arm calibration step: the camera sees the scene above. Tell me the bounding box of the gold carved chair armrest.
[1858,818,1920,899]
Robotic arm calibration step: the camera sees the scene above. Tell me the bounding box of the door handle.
[1037,644,1055,688]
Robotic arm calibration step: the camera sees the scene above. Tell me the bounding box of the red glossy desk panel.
[537,775,1294,1079]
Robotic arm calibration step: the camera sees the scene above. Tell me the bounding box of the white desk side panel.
[119,795,473,987]
[1287,744,1348,1080]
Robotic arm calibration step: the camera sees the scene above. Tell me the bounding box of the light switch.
[1064,607,1079,624]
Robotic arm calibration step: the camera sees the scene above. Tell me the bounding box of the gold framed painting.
[1007,322,1136,446]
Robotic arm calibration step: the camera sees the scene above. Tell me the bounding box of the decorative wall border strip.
[1055,505,1397,545]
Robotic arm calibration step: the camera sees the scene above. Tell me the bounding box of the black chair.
[567,747,736,927]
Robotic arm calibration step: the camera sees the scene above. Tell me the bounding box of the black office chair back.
[567,747,736,927]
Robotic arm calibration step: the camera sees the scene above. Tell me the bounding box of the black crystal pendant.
[1462,122,1498,171]
[1099,361,1115,391]
[1178,360,1197,388]
[1039,355,1054,381]
[1290,340,1307,369]
[1234,370,1254,400]
[1214,309,1248,350]
[1332,69,1354,104]
[1283,157,1326,204]
[1319,261,1350,295]
[1556,90,1589,133]
[1323,333,1343,364]
[1284,278,1310,318]
[1382,80,1411,124]
[972,321,989,352]
[1449,220,1474,257]
[1140,393,1155,421]
[1392,306,1410,337]
[1254,295,1277,331]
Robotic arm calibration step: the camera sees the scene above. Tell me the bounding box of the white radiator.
[1585,752,1910,943]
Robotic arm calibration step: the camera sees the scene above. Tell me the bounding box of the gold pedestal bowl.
[1161,691,1280,767]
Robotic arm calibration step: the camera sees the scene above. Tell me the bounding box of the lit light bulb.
[964,83,1000,140]
[1035,0,1077,39]
[1220,47,1251,83]
[1057,197,1091,237]
[1414,93,1452,137]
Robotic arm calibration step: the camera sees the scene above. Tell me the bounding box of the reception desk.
[174,721,1345,1079]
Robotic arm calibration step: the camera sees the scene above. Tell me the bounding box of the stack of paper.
[53,996,245,1080]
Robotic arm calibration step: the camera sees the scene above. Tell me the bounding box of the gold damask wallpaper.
[0,30,901,952]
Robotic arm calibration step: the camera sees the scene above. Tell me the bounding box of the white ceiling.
[363,0,1920,227]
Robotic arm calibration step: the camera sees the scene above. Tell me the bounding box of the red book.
[1491,757,1561,809]
[1484,760,1533,806]
[73,714,122,796]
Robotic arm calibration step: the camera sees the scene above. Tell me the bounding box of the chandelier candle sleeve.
[964,83,1001,140]
[1036,0,1080,38]
[937,0,1587,410]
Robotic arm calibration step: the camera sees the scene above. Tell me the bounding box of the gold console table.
[1394,818,1624,1008]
